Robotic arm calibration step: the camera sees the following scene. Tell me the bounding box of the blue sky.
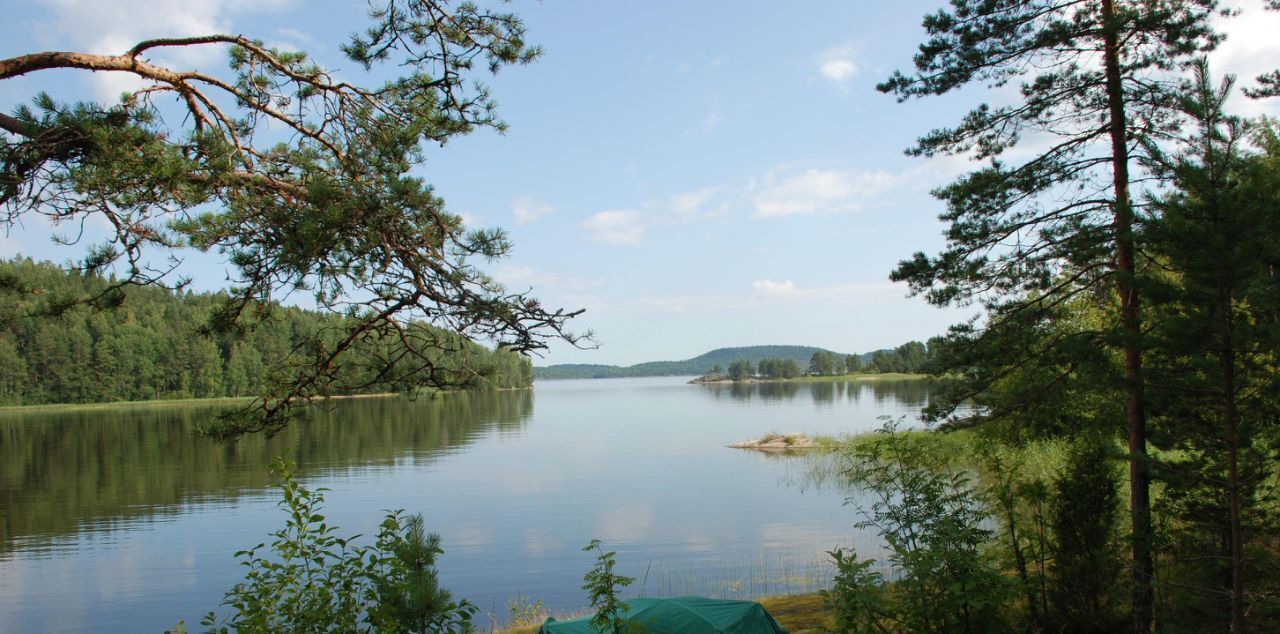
[4,1,1280,366]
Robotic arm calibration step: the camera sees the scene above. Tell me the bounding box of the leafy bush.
[835,421,1013,633]
[581,539,635,634]
[821,547,890,633]
[197,458,474,633]
[505,595,549,629]
[1049,434,1123,633]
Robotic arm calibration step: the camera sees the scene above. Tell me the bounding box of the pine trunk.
[1219,289,1246,632]
[1100,1,1154,631]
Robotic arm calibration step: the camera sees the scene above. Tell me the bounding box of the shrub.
[1049,434,1123,633]
[197,458,474,633]
[581,539,635,634]
[836,420,1013,633]
[821,547,890,633]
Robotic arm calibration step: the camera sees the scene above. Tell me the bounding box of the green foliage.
[836,421,1013,633]
[505,595,548,629]
[1048,435,1123,633]
[808,351,842,376]
[1141,63,1280,631]
[0,258,532,408]
[581,539,635,634]
[865,341,935,375]
[535,345,855,379]
[881,7,1226,625]
[201,458,474,633]
[534,343,936,380]
[757,357,801,379]
[367,514,476,633]
[1,1,581,436]
[203,459,369,632]
[976,441,1053,631]
[727,359,754,381]
[821,547,890,633]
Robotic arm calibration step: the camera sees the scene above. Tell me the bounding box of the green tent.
[538,596,788,633]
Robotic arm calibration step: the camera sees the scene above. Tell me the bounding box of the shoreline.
[0,388,532,414]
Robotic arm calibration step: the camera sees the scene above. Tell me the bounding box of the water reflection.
[0,390,532,554]
[811,381,836,406]
[0,376,937,632]
[697,378,933,409]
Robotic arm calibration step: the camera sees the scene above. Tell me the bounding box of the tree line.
[711,340,939,381]
[0,258,533,406]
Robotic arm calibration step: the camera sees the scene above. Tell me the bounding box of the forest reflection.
[696,378,932,408]
[0,390,533,554]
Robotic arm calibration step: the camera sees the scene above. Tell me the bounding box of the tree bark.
[1100,1,1154,631]
[1219,289,1246,633]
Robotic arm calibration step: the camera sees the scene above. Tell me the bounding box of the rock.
[728,433,817,451]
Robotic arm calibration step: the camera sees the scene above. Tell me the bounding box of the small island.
[728,432,818,452]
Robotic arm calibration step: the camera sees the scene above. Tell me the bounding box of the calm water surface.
[0,376,934,632]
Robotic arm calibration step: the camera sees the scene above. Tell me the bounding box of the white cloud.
[1211,1,1280,117]
[582,163,912,244]
[511,196,555,225]
[821,59,859,83]
[491,265,603,292]
[751,278,796,295]
[631,279,896,314]
[457,211,485,229]
[668,186,729,221]
[582,210,646,246]
[751,168,898,218]
[675,57,726,74]
[750,279,894,304]
[817,44,860,86]
[700,110,723,131]
[273,27,313,45]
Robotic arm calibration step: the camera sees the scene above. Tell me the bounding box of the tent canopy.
[538,596,788,634]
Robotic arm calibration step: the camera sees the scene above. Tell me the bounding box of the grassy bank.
[810,425,1072,483]
[0,395,255,413]
[783,372,927,383]
[0,391,407,414]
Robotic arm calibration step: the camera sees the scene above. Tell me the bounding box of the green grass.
[791,372,928,382]
[0,395,255,413]
[0,391,404,414]
[740,372,928,384]
[759,593,832,633]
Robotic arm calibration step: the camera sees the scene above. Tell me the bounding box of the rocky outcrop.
[728,433,817,451]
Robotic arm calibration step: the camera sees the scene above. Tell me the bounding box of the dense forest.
[534,343,936,379]
[0,259,533,406]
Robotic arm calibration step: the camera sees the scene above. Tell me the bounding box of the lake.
[0,376,935,632]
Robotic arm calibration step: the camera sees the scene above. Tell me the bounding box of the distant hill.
[534,345,874,380]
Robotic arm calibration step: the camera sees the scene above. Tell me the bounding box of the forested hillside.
[0,259,532,406]
[534,345,845,379]
[533,343,936,379]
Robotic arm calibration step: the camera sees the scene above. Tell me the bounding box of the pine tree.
[881,3,1222,628]
[1143,63,1280,632]
[0,1,583,436]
